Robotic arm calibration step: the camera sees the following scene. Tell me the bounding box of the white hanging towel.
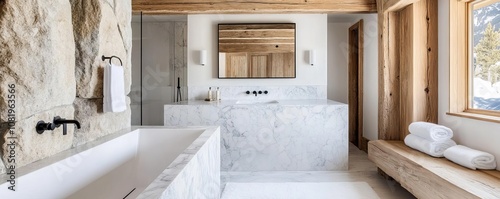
[103,63,127,112]
[408,122,453,141]
[444,145,497,170]
[404,134,457,157]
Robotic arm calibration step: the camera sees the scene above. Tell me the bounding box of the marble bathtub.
[0,127,220,199]
[164,99,348,171]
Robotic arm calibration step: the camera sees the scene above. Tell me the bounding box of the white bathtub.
[0,127,220,199]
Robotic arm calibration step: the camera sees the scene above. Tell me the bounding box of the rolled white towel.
[409,122,453,141]
[404,134,457,157]
[444,145,497,170]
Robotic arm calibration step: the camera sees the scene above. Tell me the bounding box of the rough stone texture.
[114,0,132,52]
[0,106,75,168]
[0,0,132,175]
[0,0,76,122]
[0,156,5,174]
[116,0,133,96]
[71,0,131,98]
[73,97,131,146]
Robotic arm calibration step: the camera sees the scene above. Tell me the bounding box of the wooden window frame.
[448,0,500,123]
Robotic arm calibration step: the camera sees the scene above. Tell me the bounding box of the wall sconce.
[309,50,316,66]
[200,50,207,66]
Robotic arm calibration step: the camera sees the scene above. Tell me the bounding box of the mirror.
[218,23,296,78]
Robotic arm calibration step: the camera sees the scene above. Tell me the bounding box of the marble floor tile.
[221,144,416,199]
[221,182,380,199]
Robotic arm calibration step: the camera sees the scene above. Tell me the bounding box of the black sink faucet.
[246,90,269,97]
[36,116,81,135]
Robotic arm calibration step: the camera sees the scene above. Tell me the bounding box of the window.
[449,0,500,122]
[470,0,500,113]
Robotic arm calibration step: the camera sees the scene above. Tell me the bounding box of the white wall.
[187,14,328,87]
[327,23,350,104]
[327,14,379,141]
[438,0,500,170]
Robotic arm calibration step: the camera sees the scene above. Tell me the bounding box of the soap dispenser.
[216,87,220,101]
[208,87,213,101]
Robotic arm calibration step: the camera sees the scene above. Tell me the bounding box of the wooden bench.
[368,140,500,199]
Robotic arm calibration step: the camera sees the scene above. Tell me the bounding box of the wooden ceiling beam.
[132,0,377,14]
[382,0,420,12]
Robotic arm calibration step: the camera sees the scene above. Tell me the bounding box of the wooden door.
[226,53,248,77]
[249,53,269,77]
[269,53,295,77]
[348,20,364,150]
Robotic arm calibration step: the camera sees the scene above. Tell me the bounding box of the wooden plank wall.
[218,24,295,53]
[219,24,295,78]
[377,0,402,140]
[376,0,438,140]
[132,0,377,14]
[399,4,414,138]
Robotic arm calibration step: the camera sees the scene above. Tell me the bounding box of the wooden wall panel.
[219,24,295,78]
[133,0,377,14]
[449,0,468,113]
[269,53,284,77]
[218,30,295,39]
[377,0,402,140]
[399,5,414,138]
[219,24,295,30]
[426,0,439,126]
[377,0,438,140]
[219,44,294,53]
[250,54,269,78]
[270,53,295,77]
[398,0,438,138]
[219,24,295,53]
[226,53,248,77]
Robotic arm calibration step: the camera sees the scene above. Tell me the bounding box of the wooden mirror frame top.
[217,23,296,79]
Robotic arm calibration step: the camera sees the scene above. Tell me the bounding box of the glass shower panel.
[131,14,142,125]
[130,14,187,126]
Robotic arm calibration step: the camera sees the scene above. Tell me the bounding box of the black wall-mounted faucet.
[246,90,269,97]
[36,116,81,135]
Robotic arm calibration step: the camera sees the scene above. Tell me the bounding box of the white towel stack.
[444,145,497,170]
[404,122,456,157]
[103,63,127,113]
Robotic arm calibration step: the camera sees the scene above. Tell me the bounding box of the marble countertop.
[166,99,346,106]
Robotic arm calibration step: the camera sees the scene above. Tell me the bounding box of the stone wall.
[0,0,131,174]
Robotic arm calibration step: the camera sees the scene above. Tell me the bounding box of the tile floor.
[221,144,416,199]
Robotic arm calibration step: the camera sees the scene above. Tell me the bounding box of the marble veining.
[164,99,348,171]
[0,126,220,199]
[188,85,326,100]
[221,182,381,199]
[219,145,416,199]
[174,22,188,101]
[138,127,220,199]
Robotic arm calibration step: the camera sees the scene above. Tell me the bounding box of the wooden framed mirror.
[218,23,296,78]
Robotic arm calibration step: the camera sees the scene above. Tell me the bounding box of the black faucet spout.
[54,118,81,129]
[53,117,81,135]
[36,116,81,135]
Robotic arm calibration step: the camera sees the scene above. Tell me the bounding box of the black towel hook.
[101,55,123,66]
